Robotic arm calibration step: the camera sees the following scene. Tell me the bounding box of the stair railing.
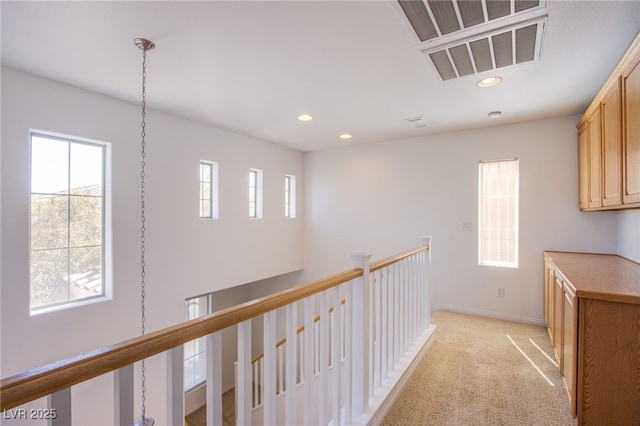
[0,237,432,425]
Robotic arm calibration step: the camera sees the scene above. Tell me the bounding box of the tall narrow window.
[249,168,263,218]
[285,174,297,218]
[184,294,212,391]
[478,158,519,268]
[200,161,218,219]
[30,132,108,312]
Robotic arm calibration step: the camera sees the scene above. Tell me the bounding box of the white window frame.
[249,168,263,218]
[184,293,212,391]
[200,160,218,219]
[285,174,297,218]
[29,130,112,314]
[478,158,519,268]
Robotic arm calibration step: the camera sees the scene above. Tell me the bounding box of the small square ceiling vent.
[396,0,548,80]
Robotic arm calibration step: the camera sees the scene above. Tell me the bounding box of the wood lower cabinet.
[561,280,577,416]
[544,251,640,425]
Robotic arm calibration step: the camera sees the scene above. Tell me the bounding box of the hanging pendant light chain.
[134,37,154,426]
[140,46,147,421]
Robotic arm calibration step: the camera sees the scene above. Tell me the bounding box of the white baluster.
[206,332,222,426]
[393,262,400,366]
[318,291,328,426]
[381,267,388,381]
[285,302,297,425]
[343,279,353,425]
[331,286,342,426]
[166,345,184,426]
[263,310,277,425]
[374,270,381,388]
[237,319,252,426]
[48,388,70,426]
[278,344,284,394]
[114,364,134,426]
[303,296,314,425]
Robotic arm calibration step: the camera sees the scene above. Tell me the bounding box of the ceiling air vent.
[395,0,548,80]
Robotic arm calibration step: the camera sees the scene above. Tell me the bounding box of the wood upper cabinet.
[578,33,640,211]
[601,81,622,206]
[587,108,602,208]
[623,51,640,204]
[578,124,589,209]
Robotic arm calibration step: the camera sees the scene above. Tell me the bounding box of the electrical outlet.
[496,287,505,298]
[462,222,473,231]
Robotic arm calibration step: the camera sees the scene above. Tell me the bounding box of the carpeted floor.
[382,310,577,426]
[186,310,577,425]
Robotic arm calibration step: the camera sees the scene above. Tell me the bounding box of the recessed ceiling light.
[339,134,352,140]
[477,76,502,88]
[297,114,313,121]
[488,111,502,118]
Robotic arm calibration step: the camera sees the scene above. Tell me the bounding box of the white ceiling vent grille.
[395,0,548,80]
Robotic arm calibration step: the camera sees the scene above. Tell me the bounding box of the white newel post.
[351,251,372,417]
[420,236,432,327]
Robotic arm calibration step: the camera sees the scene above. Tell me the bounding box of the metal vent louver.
[397,0,548,80]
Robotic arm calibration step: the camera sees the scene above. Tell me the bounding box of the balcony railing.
[1,237,435,425]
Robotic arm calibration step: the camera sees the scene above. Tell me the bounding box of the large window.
[478,158,519,268]
[249,168,263,218]
[200,161,218,219]
[30,132,108,312]
[184,294,212,391]
[285,174,296,218]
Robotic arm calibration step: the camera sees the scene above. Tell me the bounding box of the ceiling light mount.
[297,114,313,122]
[134,38,156,52]
[488,111,502,118]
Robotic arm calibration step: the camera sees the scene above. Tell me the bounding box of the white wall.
[617,209,640,262]
[302,115,620,324]
[0,67,304,425]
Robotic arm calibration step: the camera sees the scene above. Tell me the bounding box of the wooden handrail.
[0,268,363,410]
[370,245,429,273]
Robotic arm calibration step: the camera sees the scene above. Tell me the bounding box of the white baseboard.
[434,303,545,327]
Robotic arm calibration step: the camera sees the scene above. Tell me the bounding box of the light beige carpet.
[382,310,577,426]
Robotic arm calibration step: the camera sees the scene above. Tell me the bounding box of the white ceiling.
[2,1,639,151]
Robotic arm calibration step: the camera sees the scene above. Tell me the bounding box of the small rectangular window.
[249,168,263,218]
[285,174,296,218]
[30,132,109,312]
[478,158,519,268]
[200,161,218,219]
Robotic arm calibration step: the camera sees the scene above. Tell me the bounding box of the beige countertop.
[544,251,640,304]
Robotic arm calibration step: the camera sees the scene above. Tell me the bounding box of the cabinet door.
[578,124,589,210]
[623,54,640,204]
[602,81,623,206]
[588,108,603,208]
[562,283,577,417]
[553,274,564,367]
